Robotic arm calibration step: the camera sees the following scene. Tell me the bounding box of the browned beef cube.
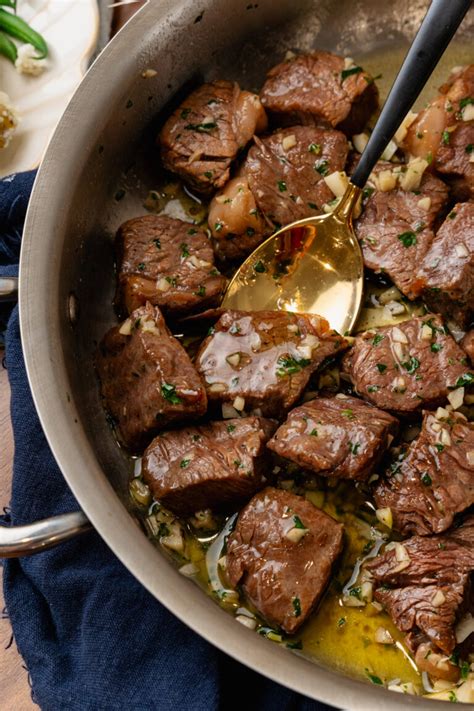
[366,517,474,673]
[355,167,449,299]
[159,81,267,194]
[260,51,378,135]
[242,126,349,230]
[226,487,344,634]
[374,410,474,536]
[115,215,227,316]
[461,329,474,365]
[404,65,474,200]
[96,303,207,450]
[418,203,474,328]
[342,315,471,413]
[195,310,348,418]
[141,417,276,516]
[208,176,272,262]
[268,395,398,481]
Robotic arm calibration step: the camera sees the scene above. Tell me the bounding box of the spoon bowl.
[222,184,363,334]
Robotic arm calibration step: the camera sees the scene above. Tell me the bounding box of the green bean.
[0,8,48,58]
[0,29,16,63]
[0,1,16,10]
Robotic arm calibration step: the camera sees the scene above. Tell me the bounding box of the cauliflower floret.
[0,92,19,149]
[15,43,47,77]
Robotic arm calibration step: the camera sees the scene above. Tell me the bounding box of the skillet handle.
[0,511,92,557]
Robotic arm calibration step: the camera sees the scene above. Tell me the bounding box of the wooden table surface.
[0,4,146,708]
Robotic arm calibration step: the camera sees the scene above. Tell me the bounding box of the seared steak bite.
[142,417,276,516]
[115,215,227,316]
[404,65,474,199]
[354,167,449,299]
[374,409,474,536]
[208,176,271,262]
[226,487,344,634]
[260,51,378,135]
[195,310,348,418]
[342,315,471,413]
[96,303,207,450]
[366,517,474,677]
[461,329,474,365]
[418,203,474,329]
[267,395,398,481]
[159,81,267,194]
[242,126,349,230]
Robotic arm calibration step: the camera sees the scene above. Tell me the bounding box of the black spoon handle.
[351,0,472,189]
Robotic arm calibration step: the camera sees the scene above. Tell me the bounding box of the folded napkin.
[0,172,331,711]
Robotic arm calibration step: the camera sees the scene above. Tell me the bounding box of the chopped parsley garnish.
[180,459,190,468]
[349,586,362,599]
[455,373,474,387]
[184,121,217,132]
[180,108,191,119]
[192,434,201,441]
[367,385,379,393]
[362,186,375,200]
[276,355,311,377]
[180,242,190,257]
[308,202,319,210]
[188,227,198,235]
[442,130,451,145]
[204,170,213,179]
[337,617,346,627]
[372,333,384,346]
[277,180,287,192]
[165,276,178,287]
[315,159,329,176]
[226,424,236,433]
[195,285,206,297]
[397,231,417,247]
[137,262,145,271]
[460,96,474,109]
[308,142,321,154]
[153,238,161,249]
[310,428,318,436]
[161,382,182,404]
[466,144,474,154]
[342,408,355,420]
[431,343,443,353]
[292,597,302,617]
[448,210,457,219]
[293,515,306,529]
[435,443,444,452]
[421,472,432,486]
[402,356,420,375]
[348,441,360,455]
[286,640,303,650]
[214,221,223,232]
[365,671,383,686]
[233,459,242,467]
[341,66,363,81]
[376,363,387,373]
[460,661,470,680]
[253,260,266,273]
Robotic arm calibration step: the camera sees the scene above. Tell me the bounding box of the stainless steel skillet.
[5,0,474,708]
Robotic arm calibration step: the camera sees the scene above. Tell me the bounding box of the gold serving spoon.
[222,0,471,334]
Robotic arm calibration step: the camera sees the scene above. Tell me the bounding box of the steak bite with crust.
[195,310,348,418]
[268,395,398,481]
[417,203,474,329]
[354,167,449,299]
[142,417,276,516]
[366,516,474,680]
[159,80,267,195]
[96,303,207,450]
[374,409,474,536]
[342,315,471,413]
[115,215,227,316]
[226,487,344,634]
[260,51,378,135]
[242,125,349,229]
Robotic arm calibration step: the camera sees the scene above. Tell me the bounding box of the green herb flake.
[214,221,223,232]
[204,170,213,179]
[367,385,379,393]
[137,262,145,271]
[254,260,266,273]
[460,661,470,680]
[153,238,161,249]
[246,226,255,236]
[180,242,190,258]
[227,424,236,433]
[195,285,206,297]
[308,202,319,210]
[184,121,217,132]
[421,472,432,486]
[188,227,198,235]
[365,671,383,686]
[337,617,346,627]
[277,180,287,192]
[442,130,451,145]
[435,443,444,452]
[310,428,318,437]
[460,96,474,109]
[293,515,306,530]
[448,690,457,703]
[180,108,191,119]
[397,231,417,247]
[292,596,302,617]
[308,142,321,154]
[276,355,311,377]
[286,640,303,650]
[348,441,360,455]
[431,343,443,353]
[466,144,474,154]
[180,458,190,468]
[376,363,387,373]
[315,159,329,176]
[192,434,201,441]
[349,586,362,600]
[342,408,356,420]
[161,382,182,405]
[372,333,384,346]
[456,373,474,388]
[341,66,363,81]
[402,356,420,375]
[448,210,457,220]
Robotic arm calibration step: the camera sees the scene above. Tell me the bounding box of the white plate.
[0,0,99,177]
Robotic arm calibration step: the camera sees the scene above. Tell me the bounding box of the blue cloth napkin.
[0,172,332,711]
